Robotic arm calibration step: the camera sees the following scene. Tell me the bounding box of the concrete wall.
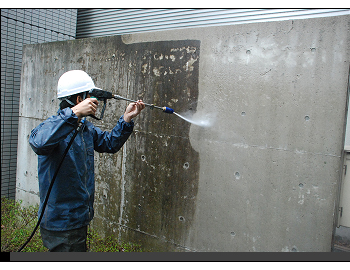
[17,15,350,252]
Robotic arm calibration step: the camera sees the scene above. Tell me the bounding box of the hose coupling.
[162,107,174,114]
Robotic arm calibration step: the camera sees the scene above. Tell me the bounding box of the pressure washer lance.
[89,88,174,120]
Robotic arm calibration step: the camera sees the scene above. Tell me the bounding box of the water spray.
[172,112,212,127]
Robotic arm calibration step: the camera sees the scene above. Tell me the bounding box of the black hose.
[17,121,85,252]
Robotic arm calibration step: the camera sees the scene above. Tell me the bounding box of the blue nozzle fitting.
[162,107,174,114]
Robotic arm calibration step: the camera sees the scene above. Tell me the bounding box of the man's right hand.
[71,98,99,122]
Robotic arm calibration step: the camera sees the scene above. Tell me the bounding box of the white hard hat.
[57,70,101,99]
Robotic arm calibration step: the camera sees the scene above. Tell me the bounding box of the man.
[29,70,145,251]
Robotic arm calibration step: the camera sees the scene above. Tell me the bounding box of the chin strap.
[64,98,75,107]
[62,92,88,107]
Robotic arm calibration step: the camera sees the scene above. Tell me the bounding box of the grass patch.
[87,229,143,252]
[1,197,47,252]
[1,197,145,252]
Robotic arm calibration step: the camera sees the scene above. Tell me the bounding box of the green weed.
[1,197,145,252]
[1,197,47,252]
[87,229,143,252]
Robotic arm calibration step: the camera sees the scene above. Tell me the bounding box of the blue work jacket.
[29,108,134,231]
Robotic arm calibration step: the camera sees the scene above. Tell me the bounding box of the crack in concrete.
[16,186,39,197]
[116,222,197,251]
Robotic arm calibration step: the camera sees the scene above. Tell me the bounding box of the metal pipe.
[113,95,174,114]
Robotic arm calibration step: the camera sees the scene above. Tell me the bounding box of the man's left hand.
[123,100,145,123]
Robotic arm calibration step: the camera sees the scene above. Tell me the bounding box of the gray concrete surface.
[17,15,350,251]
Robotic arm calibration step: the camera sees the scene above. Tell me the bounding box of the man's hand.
[123,100,145,123]
[71,98,99,122]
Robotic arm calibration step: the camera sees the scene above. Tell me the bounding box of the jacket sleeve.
[29,108,79,155]
[93,116,134,153]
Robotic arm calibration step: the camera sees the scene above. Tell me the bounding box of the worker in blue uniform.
[29,70,145,252]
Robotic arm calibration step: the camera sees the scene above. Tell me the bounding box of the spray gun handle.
[87,89,114,120]
[88,98,107,121]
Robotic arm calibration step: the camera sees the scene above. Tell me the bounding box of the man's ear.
[76,95,83,104]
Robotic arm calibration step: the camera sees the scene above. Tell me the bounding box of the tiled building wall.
[1,9,77,199]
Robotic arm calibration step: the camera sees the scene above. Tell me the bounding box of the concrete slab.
[17,15,350,251]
